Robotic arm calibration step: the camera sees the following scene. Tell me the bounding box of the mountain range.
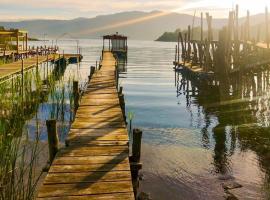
[0,11,266,40]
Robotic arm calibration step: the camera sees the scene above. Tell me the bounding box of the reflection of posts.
[213,124,228,174]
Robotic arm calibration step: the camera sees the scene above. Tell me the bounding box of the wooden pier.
[37,51,134,200]
[174,5,270,79]
[0,53,82,80]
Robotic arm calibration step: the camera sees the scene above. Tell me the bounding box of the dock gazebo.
[103,33,127,58]
[0,28,28,57]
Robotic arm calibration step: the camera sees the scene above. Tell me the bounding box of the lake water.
[33,39,270,199]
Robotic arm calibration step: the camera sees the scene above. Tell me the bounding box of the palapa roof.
[0,29,28,37]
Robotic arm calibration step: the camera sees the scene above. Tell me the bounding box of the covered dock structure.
[0,28,29,58]
[103,33,128,58]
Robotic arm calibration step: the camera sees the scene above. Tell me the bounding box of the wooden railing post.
[46,119,59,164]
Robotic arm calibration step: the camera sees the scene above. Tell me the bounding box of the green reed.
[0,69,43,199]
[0,59,77,199]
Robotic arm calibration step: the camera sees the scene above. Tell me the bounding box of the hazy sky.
[1,0,270,21]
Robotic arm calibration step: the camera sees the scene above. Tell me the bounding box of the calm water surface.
[42,39,270,199]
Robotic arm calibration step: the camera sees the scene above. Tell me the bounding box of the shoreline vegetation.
[155,27,219,42]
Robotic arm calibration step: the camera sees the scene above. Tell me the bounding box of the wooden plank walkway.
[37,51,134,200]
[0,54,80,80]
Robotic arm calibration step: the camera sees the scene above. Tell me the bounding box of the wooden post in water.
[266,7,269,48]
[119,86,123,95]
[247,10,250,42]
[175,45,177,64]
[199,12,204,68]
[89,66,96,81]
[119,93,126,123]
[21,60,24,103]
[187,25,191,62]
[201,12,203,42]
[132,129,143,163]
[234,5,239,67]
[36,49,39,66]
[177,33,180,64]
[73,81,79,111]
[46,120,59,164]
[46,54,49,77]
[130,128,143,197]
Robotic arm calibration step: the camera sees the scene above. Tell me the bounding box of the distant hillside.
[156,27,220,42]
[0,11,266,40]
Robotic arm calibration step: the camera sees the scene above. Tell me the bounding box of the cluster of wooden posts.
[175,5,270,78]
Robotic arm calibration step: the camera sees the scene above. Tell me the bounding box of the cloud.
[0,0,269,20]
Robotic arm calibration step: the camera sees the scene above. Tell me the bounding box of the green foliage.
[156,26,219,42]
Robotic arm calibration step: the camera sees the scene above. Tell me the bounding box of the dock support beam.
[46,120,59,164]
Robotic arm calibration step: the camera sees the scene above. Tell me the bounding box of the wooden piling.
[119,93,126,123]
[119,86,123,95]
[201,12,203,42]
[131,128,143,163]
[175,45,177,63]
[247,10,250,41]
[177,33,180,64]
[266,7,269,48]
[36,49,39,66]
[73,81,79,110]
[89,66,96,81]
[46,119,59,164]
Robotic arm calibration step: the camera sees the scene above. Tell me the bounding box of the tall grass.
[0,69,43,199]
[0,58,78,199]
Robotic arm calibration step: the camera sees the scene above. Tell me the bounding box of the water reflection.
[176,67,270,194]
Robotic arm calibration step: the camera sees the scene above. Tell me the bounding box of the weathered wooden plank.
[37,192,134,200]
[38,181,133,197]
[66,135,129,145]
[53,154,129,165]
[57,147,129,157]
[69,127,128,135]
[71,121,125,129]
[75,115,124,121]
[67,140,128,146]
[44,171,132,184]
[49,163,130,173]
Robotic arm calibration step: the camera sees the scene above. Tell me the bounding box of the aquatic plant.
[128,111,135,136]
[0,58,79,199]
